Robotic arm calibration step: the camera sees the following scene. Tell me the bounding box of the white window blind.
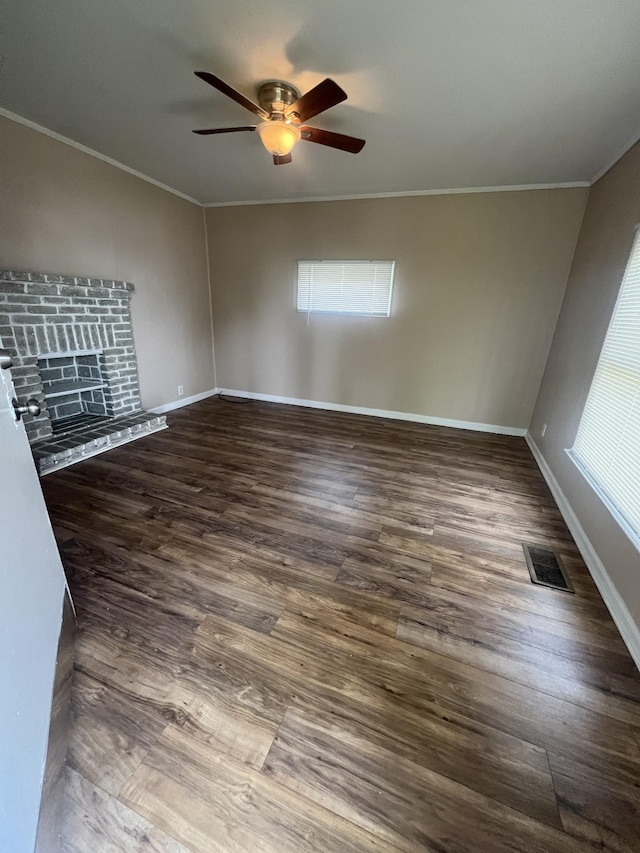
[297,260,395,316]
[571,227,640,544]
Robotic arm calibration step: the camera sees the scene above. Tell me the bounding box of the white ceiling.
[1,0,640,205]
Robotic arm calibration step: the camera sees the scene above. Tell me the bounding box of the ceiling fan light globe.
[256,121,300,156]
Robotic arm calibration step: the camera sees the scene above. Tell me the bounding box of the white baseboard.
[150,388,218,414]
[526,433,640,670]
[218,388,527,436]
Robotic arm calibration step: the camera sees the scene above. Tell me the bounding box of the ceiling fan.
[192,72,366,165]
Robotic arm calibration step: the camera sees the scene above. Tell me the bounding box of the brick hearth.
[0,270,166,473]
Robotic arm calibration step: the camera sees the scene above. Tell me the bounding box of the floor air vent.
[522,544,573,593]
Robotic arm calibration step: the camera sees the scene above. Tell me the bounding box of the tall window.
[570,227,640,545]
[297,260,395,317]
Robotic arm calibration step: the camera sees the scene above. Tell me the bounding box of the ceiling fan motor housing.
[257,81,301,120]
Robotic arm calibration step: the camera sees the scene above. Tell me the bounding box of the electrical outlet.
[177,385,184,397]
[541,423,547,437]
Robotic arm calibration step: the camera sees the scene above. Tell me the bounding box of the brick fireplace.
[0,270,166,473]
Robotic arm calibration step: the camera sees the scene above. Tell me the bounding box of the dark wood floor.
[41,399,640,852]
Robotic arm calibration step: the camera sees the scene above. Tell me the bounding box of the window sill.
[565,448,640,555]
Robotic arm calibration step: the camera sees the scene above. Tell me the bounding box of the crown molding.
[8,104,638,208]
[590,130,640,185]
[0,107,201,205]
[202,181,590,208]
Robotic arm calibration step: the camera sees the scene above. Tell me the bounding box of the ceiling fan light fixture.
[256,121,300,156]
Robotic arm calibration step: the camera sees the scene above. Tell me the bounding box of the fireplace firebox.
[0,270,166,473]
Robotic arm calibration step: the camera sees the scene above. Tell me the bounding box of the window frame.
[566,224,640,553]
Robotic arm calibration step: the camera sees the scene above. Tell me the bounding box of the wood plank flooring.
[40,398,640,852]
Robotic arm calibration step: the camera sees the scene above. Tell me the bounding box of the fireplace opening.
[2,269,168,474]
[38,351,113,437]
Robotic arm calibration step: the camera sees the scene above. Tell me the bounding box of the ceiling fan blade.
[273,153,293,165]
[300,126,365,154]
[193,126,256,135]
[194,71,269,120]
[286,79,347,123]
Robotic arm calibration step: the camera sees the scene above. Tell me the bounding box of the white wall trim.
[0,107,201,206]
[0,107,600,209]
[4,103,636,208]
[525,433,640,670]
[590,130,640,185]
[203,182,590,208]
[219,388,526,435]
[150,388,218,414]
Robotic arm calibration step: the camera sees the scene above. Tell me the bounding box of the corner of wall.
[202,206,218,390]
[526,185,591,436]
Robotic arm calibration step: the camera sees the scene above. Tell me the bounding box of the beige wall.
[531,141,640,629]
[206,189,587,429]
[0,115,214,409]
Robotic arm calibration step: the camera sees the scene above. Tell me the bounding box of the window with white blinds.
[297,260,395,316]
[571,227,640,545]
